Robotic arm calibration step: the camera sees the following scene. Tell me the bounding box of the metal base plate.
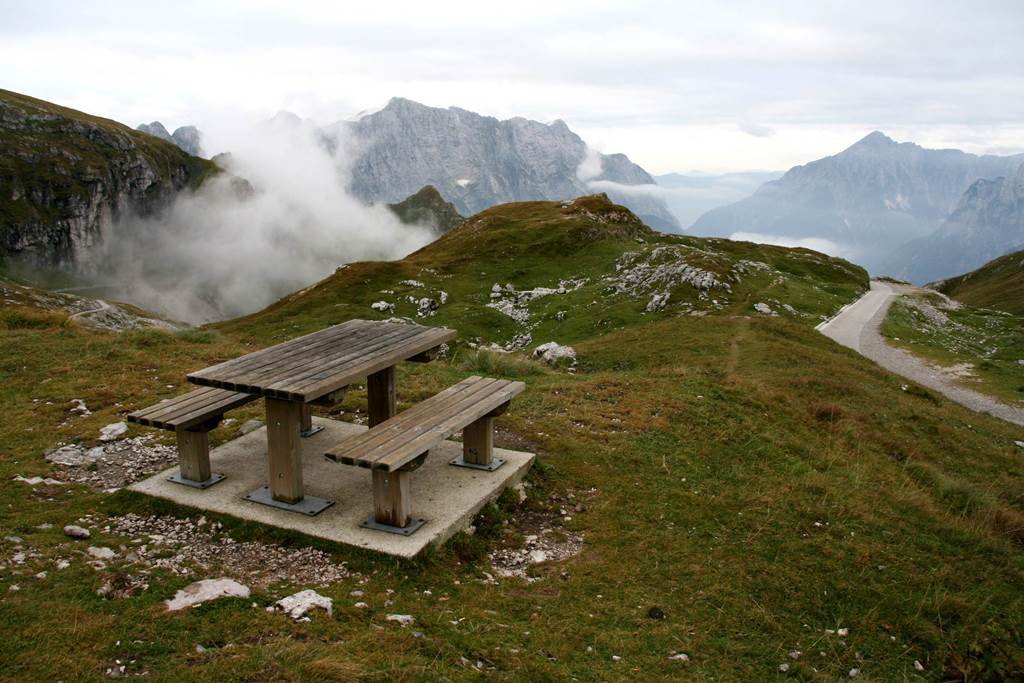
[300,425,325,438]
[449,456,506,472]
[243,486,335,516]
[168,472,225,489]
[360,515,426,536]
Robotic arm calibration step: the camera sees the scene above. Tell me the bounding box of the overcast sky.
[2,0,1022,173]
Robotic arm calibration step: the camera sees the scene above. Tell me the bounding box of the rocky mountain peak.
[848,130,898,150]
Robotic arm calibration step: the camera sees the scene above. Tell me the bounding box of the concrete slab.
[128,417,534,558]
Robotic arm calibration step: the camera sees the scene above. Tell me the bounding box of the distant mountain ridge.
[892,162,1024,283]
[137,121,204,157]
[333,97,679,231]
[386,185,464,234]
[691,132,1024,273]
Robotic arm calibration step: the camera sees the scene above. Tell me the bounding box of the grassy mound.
[934,250,1024,316]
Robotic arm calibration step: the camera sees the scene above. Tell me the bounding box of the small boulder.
[165,578,250,611]
[753,302,775,316]
[45,445,95,467]
[87,546,116,560]
[533,342,576,366]
[99,421,128,442]
[63,525,91,539]
[386,614,415,626]
[371,301,395,313]
[274,589,333,620]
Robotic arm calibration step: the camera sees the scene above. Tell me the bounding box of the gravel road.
[819,281,1024,427]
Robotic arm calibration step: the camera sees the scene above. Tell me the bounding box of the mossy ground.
[1,199,1022,680]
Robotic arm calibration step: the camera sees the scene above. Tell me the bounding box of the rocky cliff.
[335,98,679,231]
[891,162,1024,283]
[691,132,1024,272]
[0,90,216,267]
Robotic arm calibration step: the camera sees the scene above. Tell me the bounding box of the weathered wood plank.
[128,388,256,431]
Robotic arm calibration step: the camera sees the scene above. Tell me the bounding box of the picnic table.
[186,319,455,514]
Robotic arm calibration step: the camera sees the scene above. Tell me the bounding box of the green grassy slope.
[935,249,1024,316]
[1,198,1023,680]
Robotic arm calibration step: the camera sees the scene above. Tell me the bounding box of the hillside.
[2,197,1024,680]
[891,164,1024,283]
[934,249,1024,315]
[336,97,679,231]
[386,184,464,234]
[691,131,1024,274]
[0,89,217,267]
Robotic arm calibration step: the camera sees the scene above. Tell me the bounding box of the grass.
[881,292,1024,405]
[935,250,1024,316]
[1,197,1023,680]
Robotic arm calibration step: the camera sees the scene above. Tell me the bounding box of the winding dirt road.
[818,281,1024,427]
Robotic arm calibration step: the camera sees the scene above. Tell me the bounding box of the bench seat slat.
[325,376,525,472]
[128,388,257,431]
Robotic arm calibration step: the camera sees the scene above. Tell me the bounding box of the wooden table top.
[187,319,456,403]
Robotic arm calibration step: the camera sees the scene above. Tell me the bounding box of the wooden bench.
[128,387,257,488]
[324,375,525,534]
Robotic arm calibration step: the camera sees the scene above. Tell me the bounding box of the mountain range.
[690,132,1024,277]
[331,97,678,231]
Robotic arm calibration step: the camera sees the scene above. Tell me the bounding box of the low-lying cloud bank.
[728,232,856,260]
[95,116,432,323]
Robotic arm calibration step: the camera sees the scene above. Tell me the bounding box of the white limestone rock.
[274,589,333,620]
[165,578,251,611]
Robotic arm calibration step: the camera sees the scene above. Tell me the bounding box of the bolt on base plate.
[359,515,426,536]
[243,486,334,516]
[168,472,226,489]
[449,456,506,472]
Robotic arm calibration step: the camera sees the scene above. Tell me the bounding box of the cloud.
[729,232,855,259]
[91,115,432,323]
[738,121,775,138]
[576,145,603,182]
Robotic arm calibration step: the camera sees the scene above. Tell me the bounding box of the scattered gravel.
[106,513,355,589]
[45,435,178,490]
[488,488,587,581]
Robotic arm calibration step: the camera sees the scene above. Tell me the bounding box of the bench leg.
[372,469,411,527]
[462,416,494,466]
[171,428,225,489]
[451,415,506,472]
[265,398,304,504]
[367,366,396,427]
[176,428,211,481]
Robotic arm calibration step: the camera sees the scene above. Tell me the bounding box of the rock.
[87,546,116,560]
[645,292,670,312]
[274,589,333,620]
[647,606,666,620]
[399,279,424,288]
[354,601,369,609]
[837,627,849,637]
[166,578,251,611]
[849,668,860,678]
[779,663,790,672]
[56,559,71,570]
[528,549,548,564]
[914,660,924,671]
[63,525,91,539]
[438,290,449,304]
[99,422,128,442]
[416,297,439,317]
[788,650,801,660]
[350,590,364,597]
[46,445,95,466]
[533,342,577,365]
[69,398,91,416]
[4,535,23,544]
[753,302,774,315]
[371,301,395,313]
[612,655,622,662]
[238,420,263,436]
[1015,440,1024,449]
[668,653,689,662]
[386,613,415,626]
[13,475,64,486]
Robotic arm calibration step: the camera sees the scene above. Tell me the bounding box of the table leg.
[299,403,323,437]
[242,397,334,515]
[265,398,304,503]
[367,366,396,427]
